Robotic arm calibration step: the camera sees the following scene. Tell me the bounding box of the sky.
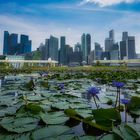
[0,0,140,54]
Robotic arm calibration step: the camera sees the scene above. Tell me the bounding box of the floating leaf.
[31,125,70,140]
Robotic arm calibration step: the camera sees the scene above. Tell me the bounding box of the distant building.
[49,36,59,61]
[120,40,127,60]
[94,42,103,60]
[81,33,91,63]
[20,35,32,54]
[6,55,25,68]
[127,36,136,59]
[59,36,66,65]
[109,29,115,43]
[3,31,32,55]
[74,43,81,52]
[120,32,136,60]
[110,43,119,60]
[88,50,94,65]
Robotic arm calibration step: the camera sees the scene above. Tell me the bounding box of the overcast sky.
[0,0,140,54]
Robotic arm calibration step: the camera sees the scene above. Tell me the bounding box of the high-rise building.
[86,34,91,56]
[81,33,91,63]
[74,43,81,52]
[120,41,127,60]
[8,33,18,55]
[48,36,59,61]
[66,45,73,64]
[94,42,103,60]
[59,36,66,65]
[109,29,115,43]
[122,32,128,41]
[20,35,32,54]
[110,43,119,60]
[127,36,136,59]
[120,32,136,60]
[105,38,113,52]
[3,31,32,55]
[3,31,9,55]
[105,29,115,52]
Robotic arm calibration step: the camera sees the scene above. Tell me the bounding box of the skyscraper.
[81,33,91,63]
[59,36,66,65]
[94,42,103,60]
[105,38,113,52]
[74,43,81,52]
[127,36,136,59]
[20,35,32,54]
[120,40,127,60]
[109,29,115,43]
[8,33,18,55]
[3,31,9,55]
[48,36,59,61]
[105,29,115,52]
[122,32,128,41]
[3,31,32,55]
[120,32,136,59]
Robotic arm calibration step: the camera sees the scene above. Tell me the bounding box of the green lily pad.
[31,125,70,140]
[0,117,39,133]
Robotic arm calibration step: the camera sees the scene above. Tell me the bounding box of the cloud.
[81,0,136,7]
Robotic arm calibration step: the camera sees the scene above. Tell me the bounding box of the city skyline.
[0,0,140,53]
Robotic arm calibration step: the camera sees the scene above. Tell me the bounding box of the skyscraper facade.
[81,33,91,63]
[59,36,66,65]
[3,31,9,55]
[49,36,59,61]
[127,36,136,59]
[3,31,32,55]
[120,32,136,59]
[94,42,103,60]
[20,35,32,54]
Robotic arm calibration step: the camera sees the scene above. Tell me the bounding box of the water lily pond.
[0,72,140,140]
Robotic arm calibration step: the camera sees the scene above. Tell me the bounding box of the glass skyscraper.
[3,31,32,55]
[81,33,91,63]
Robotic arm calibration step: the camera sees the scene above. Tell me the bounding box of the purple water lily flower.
[88,87,100,109]
[121,99,130,105]
[59,83,65,89]
[88,87,100,96]
[113,81,125,88]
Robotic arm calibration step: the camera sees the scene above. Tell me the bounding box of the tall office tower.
[20,35,32,54]
[59,36,66,65]
[105,38,114,52]
[94,42,103,60]
[49,36,59,61]
[8,33,18,55]
[120,32,136,60]
[120,40,127,60]
[109,29,115,43]
[105,29,115,52]
[74,43,81,52]
[39,43,47,60]
[86,34,91,56]
[81,33,91,63]
[45,39,50,60]
[65,45,73,64]
[127,36,136,59]
[3,31,9,55]
[3,31,32,55]
[110,43,119,60]
[122,32,128,41]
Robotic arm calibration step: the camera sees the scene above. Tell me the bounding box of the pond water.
[0,73,140,139]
